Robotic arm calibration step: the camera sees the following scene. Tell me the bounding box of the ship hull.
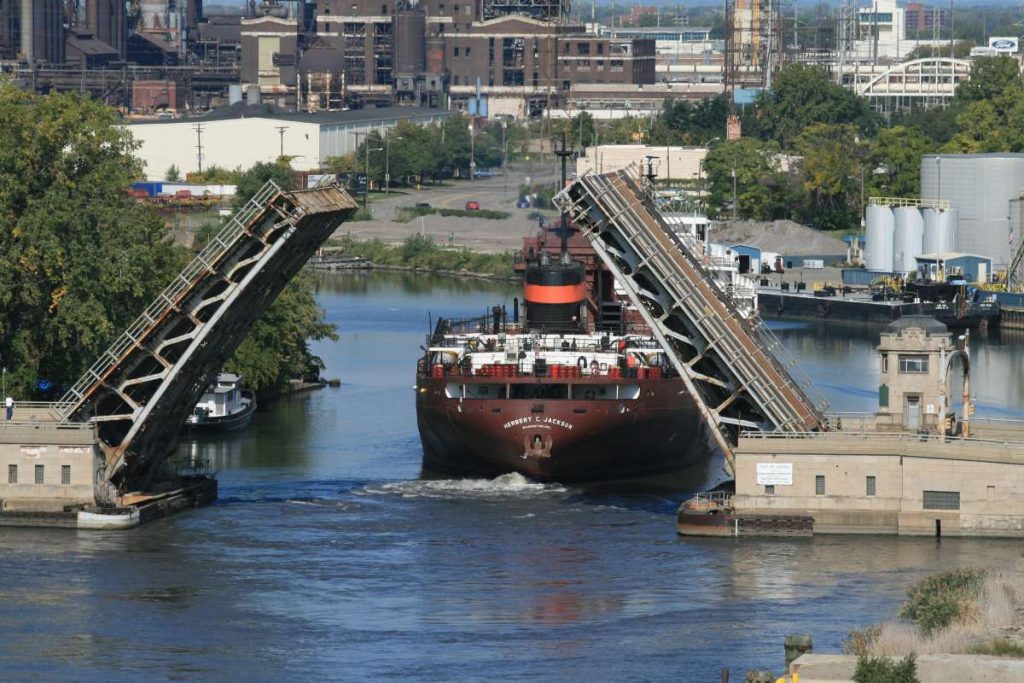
[416,377,714,483]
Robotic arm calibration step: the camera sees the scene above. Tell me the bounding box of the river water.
[1,272,1022,682]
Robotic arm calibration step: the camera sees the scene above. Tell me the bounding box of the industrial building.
[126,105,451,177]
[575,144,707,181]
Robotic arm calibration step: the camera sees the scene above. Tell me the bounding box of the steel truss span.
[57,181,358,501]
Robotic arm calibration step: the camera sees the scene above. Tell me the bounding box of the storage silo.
[892,206,924,274]
[921,154,1024,270]
[865,204,895,272]
[922,207,957,256]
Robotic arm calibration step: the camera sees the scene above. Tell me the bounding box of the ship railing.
[683,490,733,511]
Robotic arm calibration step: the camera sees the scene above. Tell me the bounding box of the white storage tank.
[865,204,895,272]
[892,206,924,274]
[922,207,957,256]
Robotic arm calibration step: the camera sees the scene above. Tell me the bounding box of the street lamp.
[365,142,384,211]
[468,122,476,182]
[385,131,402,196]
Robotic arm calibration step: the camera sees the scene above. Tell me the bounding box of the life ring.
[577,356,588,370]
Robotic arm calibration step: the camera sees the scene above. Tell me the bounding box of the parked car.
[465,200,481,210]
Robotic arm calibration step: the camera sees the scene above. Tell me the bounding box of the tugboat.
[184,373,257,433]
[414,150,721,483]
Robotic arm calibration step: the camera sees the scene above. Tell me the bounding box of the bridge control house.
[732,317,1024,538]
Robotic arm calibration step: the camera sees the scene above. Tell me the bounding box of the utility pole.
[468,121,476,182]
[193,124,204,173]
[501,120,508,196]
[732,165,738,220]
[353,131,370,211]
[275,125,288,159]
[385,129,402,196]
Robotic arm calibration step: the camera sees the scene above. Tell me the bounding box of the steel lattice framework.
[57,181,358,501]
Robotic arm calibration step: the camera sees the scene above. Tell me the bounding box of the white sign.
[988,37,1019,54]
[756,462,793,486]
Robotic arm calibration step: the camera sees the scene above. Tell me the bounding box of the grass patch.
[854,654,920,683]
[968,639,1024,657]
[395,206,511,222]
[328,233,516,278]
[899,568,986,635]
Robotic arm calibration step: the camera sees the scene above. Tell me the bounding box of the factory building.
[125,105,451,177]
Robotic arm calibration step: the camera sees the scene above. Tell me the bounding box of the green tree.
[750,64,880,147]
[233,160,294,208]
[955,55,1021,102]
[660,96,729,145]
[702,138,792,220]
[867,125,932,198]
[166,164,181,181]
[794,123,864,230]
[0,84,182,398]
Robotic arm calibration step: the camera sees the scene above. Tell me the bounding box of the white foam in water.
[362,473,566,499]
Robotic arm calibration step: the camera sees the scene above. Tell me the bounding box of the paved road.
[335,163,562,253]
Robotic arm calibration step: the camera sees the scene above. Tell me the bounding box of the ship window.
[898,354,928,373]
[462,383,508,399]
[509,384,569,400]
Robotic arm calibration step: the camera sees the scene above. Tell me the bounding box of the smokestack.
[20,0,33,63]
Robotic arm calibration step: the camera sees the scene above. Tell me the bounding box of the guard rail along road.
[554,170,828,476]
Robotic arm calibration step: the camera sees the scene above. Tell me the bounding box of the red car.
[465,201,480,210]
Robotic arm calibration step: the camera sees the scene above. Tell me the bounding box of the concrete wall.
[734,433,1024,537]
[0,429,98,511]
[576,144,707,181]
[127,118,322,176]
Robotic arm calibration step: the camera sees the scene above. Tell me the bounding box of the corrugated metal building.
[126,105,452,178]
[920,154,1024,272]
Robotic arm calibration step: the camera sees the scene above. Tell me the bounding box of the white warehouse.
[126,105,452,179]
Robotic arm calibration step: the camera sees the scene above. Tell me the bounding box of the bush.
[844,624,883,656]
[854,654,919,683]
[899,568,986,635]
[968,639,1024,657]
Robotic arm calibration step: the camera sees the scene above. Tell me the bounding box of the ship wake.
[361,473,567,500]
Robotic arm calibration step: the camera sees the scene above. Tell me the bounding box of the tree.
[0,84,183,398]
[867,126,932,198]
[793,123,864,230]
[166,164,181,181]
[955,56,1021,102]
[660,96,729,145]
[233,160,294,208]
[750,64,880,147]
[945,87,1024,153]
[702,138,792,220]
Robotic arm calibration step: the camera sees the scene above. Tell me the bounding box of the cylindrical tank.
[394,10,426,76]
[892,206,924,274]
[865,204,894,272]
[228,84,243,105]
[922,207,956,256]
[246,84,260,105]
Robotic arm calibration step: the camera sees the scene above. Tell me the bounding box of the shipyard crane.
[554,170,828,476]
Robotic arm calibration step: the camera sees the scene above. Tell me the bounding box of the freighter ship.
[414,185,748,483]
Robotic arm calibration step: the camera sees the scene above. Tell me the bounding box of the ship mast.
[554,132,575,265]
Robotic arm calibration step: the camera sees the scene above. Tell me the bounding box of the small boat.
[185,373,256,433]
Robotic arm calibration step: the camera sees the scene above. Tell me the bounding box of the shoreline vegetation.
[319,234,517,280]
[844,567,1024,676]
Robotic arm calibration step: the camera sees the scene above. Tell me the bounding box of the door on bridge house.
[905,394,921,431]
